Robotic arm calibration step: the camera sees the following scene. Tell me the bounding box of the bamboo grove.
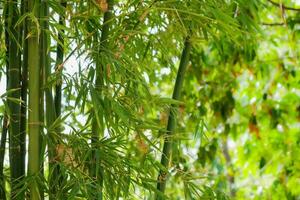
[0,0,299,199]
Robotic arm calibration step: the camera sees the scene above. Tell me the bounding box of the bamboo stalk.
[54,0,66,119]
[40,1,59,198]
[39,18,45,199]
[0,4,10,199]
[90,1,114,199]
[156,37,191,199]
[47,1,67,198]
[7,0,25,198]
[19,0,28,197]
[42,0,55,131]
[38,71,44,200]
[44,14,58,200]
[28,0,41,198]
[0,115,8,200]
[39,2,52,199]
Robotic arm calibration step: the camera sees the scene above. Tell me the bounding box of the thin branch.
[261,19,300,26]
[262,22,284,26]
[267,0,300,11]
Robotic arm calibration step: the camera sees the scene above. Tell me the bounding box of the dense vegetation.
[0,0,299,199]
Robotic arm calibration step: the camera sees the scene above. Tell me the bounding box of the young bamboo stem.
[90,1,114,199]
[28,0,41,198]
[156,37,191,199]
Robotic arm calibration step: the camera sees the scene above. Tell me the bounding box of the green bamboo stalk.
[54,0,66,119]
[48,1,67,198]
[38,68,44,200]
[43,0,56,130]
[90,1,114,199]
[43,5,58,197]
[39,2,64,197]
[7,0,25,198]
[39,19,45,199]
[39,2,52,199]
[40,1,59,198]
[28,0,41,198]
[0,4,10,199]
[0,115,8,200]
[19,0,28,196]
[156,37,191,199]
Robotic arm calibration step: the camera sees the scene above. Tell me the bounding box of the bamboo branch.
[156,37,191,199]
[261,19,300,26]
[261,22,285,26]
[267,0,300,11]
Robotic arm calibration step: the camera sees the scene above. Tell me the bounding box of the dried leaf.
[98,0,108,12]
[56,144,77,166]
[135,134,149,155]
[249,123,260,139]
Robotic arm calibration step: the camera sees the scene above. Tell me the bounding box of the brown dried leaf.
[135,134,149,155]
[56,144,77,166]
[99,0,108,12]
[249,123,260,139]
